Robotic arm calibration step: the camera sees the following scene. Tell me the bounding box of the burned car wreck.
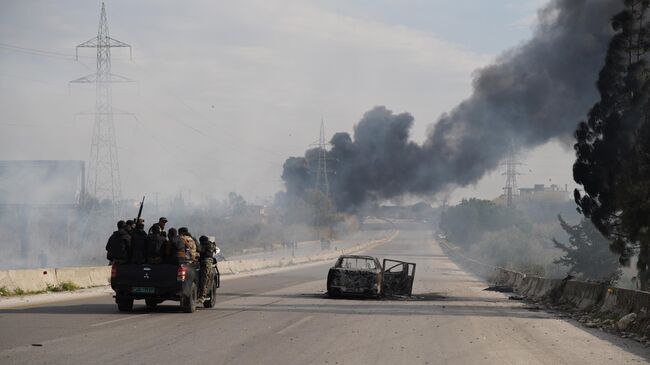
[326,255,416,298]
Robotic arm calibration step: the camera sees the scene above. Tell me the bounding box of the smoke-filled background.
[0,0,626,270]
[283,0,622,211]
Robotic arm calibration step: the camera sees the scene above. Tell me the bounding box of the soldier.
[158,217,168,237]
[106,220,131,264]
[161,228,181,264]
[146,224,166,264]
[148,217,168,237]
[178,227,199,262]
[197,235,216,298]
[130,221,148,264]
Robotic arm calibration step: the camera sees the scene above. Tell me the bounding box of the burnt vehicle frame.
[326,255,416,298]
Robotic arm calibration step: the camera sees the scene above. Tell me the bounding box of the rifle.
[135,196,145,224]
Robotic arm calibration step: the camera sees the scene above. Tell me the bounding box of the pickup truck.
[110,261,220,313]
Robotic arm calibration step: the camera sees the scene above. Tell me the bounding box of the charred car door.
[381,259,416,296]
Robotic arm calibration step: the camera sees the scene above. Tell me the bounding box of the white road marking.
[90,314,149,327]
[277,315,313,335]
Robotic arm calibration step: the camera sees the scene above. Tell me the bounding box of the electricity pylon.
[314,119,330,197]
[502,143,522,208]
[71,2,133,218]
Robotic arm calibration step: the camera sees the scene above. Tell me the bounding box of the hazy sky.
[0,0,574,206]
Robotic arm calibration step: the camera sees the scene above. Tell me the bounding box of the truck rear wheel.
[117,296,134,312]
[203,281,217,308]
[181,283,197,313]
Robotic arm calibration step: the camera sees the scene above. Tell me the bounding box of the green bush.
[58,281,79,291]
[553,216,621,282]
[0,286,9,296]
[47,281,80,292]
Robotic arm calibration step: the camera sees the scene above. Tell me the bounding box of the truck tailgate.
[112,264,178,288]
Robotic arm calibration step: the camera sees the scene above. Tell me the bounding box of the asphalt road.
[1,229,649,364]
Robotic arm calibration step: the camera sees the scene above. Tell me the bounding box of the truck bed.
[111,263,198,301]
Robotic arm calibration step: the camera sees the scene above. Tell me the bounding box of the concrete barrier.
[558,281,605,310]
[0,266,111,293]
[0,268,58,292]
[600,286,650,315]
[55,266,111,289]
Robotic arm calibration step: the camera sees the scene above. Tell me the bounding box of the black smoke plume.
[283,0,622,211]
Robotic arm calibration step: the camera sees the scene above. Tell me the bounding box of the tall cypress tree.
[574,0,650,289]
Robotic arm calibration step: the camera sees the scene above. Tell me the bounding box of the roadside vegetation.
[439,198,621,281]
[0,281,80,297]
[165,190,352,256]
[552,216,621,283]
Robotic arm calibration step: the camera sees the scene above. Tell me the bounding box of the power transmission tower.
[314,119,330,197]
[307,119,333,242]
[501,144,522,208]
[71,2,133,218]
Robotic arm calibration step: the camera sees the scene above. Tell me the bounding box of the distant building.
[495,183,570,206]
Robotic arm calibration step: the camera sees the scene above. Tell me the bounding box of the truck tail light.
[177,265,187,282]
[111,264,118,278]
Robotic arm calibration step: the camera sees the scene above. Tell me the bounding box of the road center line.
[90,314,149,327]
[277,315,313,335]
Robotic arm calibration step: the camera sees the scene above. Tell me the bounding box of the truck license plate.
[132,287,155,294]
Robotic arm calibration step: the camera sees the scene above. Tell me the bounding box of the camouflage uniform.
[181,235,199,262]
[197,236,217,298]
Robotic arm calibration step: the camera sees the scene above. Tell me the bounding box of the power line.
[0,42,77,60]
[0,41,132,63]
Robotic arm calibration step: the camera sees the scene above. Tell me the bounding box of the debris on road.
[523,305,541,311]
[405,293,447,301]
[483,285,514,293]
[617,313,637,331]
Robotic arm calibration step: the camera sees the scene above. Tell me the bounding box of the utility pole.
[71,2,133,219]
[501,143,522,208]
